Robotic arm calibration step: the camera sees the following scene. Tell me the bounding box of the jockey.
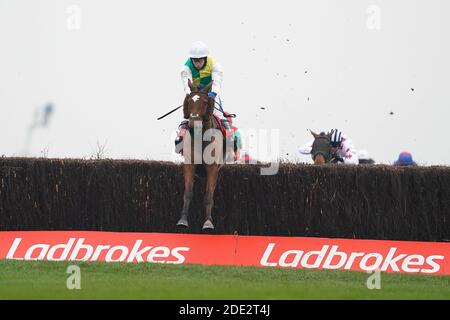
[175,41,234,154]
[299,129,359,164]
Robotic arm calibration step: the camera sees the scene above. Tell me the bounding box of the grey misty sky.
[0,0,449,164]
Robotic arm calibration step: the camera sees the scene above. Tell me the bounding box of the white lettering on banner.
[147,246,170,263]
[169,247,190,264]
[69,238,93,261]
[422,256,444,274]
[360,253,384,271]
[127,240,151,262]
[259,243,445,274]
[105,246,129,262]
[260,243,277,267]
[24,244,50,260]
[323,246,347,269]
[47,238,76,261]
[300,245,329,268]
[6,238,23,260]
[279,250,303,267]
[344,252,365,269]
[380,248,406,272]
[401,254,424,273]
[5,238,190,264]
[4,237,445,274]
[91,245,111,261]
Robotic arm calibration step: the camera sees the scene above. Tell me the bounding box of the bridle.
[311,135,333,162]
[186,91,214,128]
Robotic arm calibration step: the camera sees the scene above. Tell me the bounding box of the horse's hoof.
[202,220,214,230]
[176,219,189,228]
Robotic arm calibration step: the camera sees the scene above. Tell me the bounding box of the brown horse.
[310,130,336,165]
[176,80,227,230]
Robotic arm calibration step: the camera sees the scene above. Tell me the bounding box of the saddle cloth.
[212,114,228,138]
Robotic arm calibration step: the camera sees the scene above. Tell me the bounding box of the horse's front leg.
[177,164,195,228]
[202,164,219,230]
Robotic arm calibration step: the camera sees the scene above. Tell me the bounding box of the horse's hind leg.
[202,165,219,230]
[177,164,195,228]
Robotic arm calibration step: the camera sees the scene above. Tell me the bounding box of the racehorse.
[310,130,337,165]
[176,80,227,230]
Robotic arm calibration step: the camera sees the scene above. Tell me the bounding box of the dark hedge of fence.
[0,157,449,241]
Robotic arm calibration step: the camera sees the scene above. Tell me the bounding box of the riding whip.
[157,105,183,120]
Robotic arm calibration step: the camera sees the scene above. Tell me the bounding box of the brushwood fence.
[0,157,449,241]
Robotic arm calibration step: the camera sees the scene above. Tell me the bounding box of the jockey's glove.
[334,156,344,163]
[208,92,217,99]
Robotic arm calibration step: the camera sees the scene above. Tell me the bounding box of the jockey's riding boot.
[175,120,189,154]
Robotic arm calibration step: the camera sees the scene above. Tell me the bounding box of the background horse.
[176,80,225,230]
[310,130,337,165]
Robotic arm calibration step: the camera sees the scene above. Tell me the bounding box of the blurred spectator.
[394,151,417,166]
[357,150,375,164]
[237,151,252,164]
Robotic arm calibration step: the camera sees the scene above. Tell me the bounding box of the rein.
[214,98,236,118]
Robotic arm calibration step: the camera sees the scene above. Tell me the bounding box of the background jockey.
[175,41,236,155]
[223,111,242,161]
[299,129,359,164]
[393,151,417,166]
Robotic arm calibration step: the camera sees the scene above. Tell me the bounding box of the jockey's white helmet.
[189,41,210,58]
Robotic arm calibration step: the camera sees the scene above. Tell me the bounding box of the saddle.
[176,115,237,158]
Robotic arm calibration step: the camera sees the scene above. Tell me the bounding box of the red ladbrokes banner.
[0,231,449,275]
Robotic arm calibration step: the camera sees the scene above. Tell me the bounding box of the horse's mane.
[206,96,214,119]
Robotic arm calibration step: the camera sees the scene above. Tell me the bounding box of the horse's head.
[310,130,333,165]
[183,79,214,129]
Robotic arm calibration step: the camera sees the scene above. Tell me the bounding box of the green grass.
[0,260,449,299]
